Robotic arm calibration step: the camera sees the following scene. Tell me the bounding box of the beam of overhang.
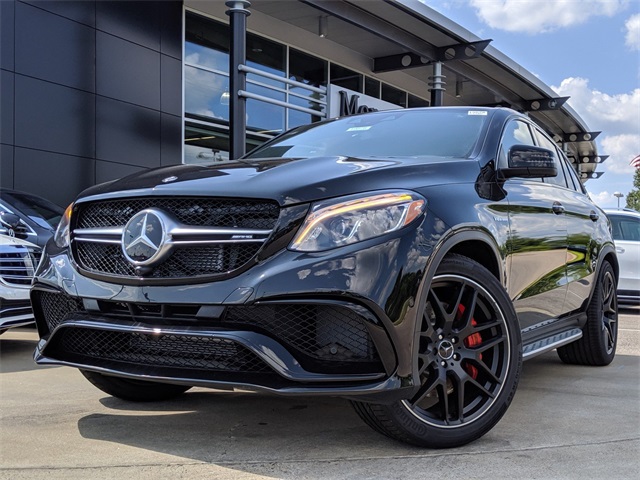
[299,0,439,60]
[373,40,491,73]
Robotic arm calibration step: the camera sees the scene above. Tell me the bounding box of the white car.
[0,235,41,334]
[605,209,640,305]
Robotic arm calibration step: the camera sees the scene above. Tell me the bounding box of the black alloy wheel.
[557,260,618,366]
[352,254,522,448]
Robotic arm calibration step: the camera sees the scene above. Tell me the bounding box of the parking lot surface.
[1,307,639,480]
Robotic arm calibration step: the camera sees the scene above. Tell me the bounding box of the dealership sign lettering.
[327,85,400,118]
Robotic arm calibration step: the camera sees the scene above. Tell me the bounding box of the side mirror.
[500,145,557,179]
[0,212,22,237]
[0,211,21,228]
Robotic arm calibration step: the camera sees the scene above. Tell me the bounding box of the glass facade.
[183,11,429,164]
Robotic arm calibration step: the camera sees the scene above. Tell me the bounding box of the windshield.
[245,108,490,160]
[0,191,64,229]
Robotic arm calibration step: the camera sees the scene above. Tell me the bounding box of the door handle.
[589,210,599,221]
[552,202,565,215]
[616,246,625,254]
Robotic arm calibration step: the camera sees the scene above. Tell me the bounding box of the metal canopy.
[250,0,602,180]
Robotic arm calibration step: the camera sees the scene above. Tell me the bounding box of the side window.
[533,129,567,188]
[559,151,578,190]
[609,216,640,241]
[498,120,536,169]
[563,154,588,194]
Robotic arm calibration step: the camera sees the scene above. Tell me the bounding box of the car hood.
[78,155,480,206]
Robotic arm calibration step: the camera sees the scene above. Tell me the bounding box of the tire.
[352,254,522,448]
[80,370,191,402]
[557,260,618,366]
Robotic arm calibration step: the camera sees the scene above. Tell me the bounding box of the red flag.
[631,155,640,168]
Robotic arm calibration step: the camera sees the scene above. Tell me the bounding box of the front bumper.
[31,222,436,402]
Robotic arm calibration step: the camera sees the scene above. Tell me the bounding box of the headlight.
[290,191,426,252]
[53,203,73,248]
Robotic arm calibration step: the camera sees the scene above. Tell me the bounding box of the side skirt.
[522,328,582,360]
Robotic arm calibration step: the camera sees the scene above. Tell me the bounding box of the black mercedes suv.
[31,107,618,448]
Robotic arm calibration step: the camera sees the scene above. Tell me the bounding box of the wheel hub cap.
[437,340,455,360]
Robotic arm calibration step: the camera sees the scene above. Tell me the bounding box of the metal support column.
[226,0,251,159]
[429,61,445,106]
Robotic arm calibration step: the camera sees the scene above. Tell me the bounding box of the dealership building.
[0,0,605,207]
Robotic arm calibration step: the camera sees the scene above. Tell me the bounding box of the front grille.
[73,197,280,281]
[0,247,40,286]
[34,290,86,332]
[76,197,279,229]
[76,242,262,279]
[52,327,272,373]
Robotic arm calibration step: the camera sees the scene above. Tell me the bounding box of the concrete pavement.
[1,308,638,479]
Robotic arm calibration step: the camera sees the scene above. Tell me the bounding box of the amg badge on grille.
[122,209,169,266]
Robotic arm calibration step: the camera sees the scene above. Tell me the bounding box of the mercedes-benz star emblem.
[122,209,168,266]
[438,340,455,360]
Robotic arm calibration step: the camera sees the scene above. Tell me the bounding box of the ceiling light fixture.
[319,16,328,38]
[455,79,463,98]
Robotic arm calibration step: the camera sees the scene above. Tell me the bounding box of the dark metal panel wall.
[15,2,96,92]
[0,0,183,208]
[21,0,96,27]
[15,75,96,157]
[0,70,14,150]
[0,1,15,71]
[14,148,96,200]
[95,96,161,169]
[96,32,161,109]
[0,146,13,189]
[161,114,183,166]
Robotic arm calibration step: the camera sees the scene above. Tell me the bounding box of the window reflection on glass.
[184,125,230,165]
[246,90,285,134]
[288,49,327,129]
[408,94,429,108]
[184,124,273,164]
[330,64,363,92]
[365,77,380,98]
[287,90,325,128]
[184,66,229,121]
[382,83,407,107]
[247,33,285,87]
[185,42,228,73]
[289,109,322,129]
[289,87,325,109]
[290,48,327,87]
[185,12,229,59]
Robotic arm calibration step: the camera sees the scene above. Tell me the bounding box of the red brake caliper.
[458,304,482,380]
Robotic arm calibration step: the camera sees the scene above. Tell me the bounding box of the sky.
[424,0,640,209]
